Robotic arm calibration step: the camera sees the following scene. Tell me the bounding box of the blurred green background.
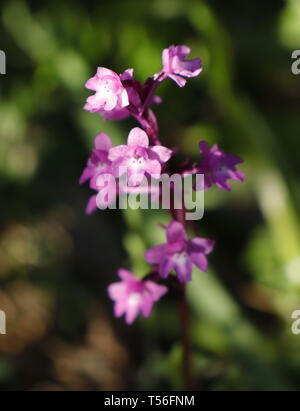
[0,0,300,391]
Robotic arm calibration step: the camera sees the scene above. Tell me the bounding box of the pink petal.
[225,153,244,167]
[140,295,154,318]
[202,174,212,190]
[145,281,168,301]
[85,195,97,214]
[125,299,141,324]
[85,76,100,91]
[79,167,93,184]
[127,127,149,148]
[166,221,188,244]
[120,89,129,107]
[188,238,215,255]
[103,93,117,111]
[162,48,171,72]
[229,169,245,182]
[159,257,175,279]
[96,67,117,78]
[103,107,130,121]
[174,258,192,283]
[94,133,112,151]
[108,145,129,161]
[145,159,161,177]
[177,45,191,57]
[120,68,134,81]
[174,57,202,77]
[151,146,173,163]
[144,244,168,264]
[199,141,210,155]
[107,282,126,301]
[168,74,186,87]
[111,157,130,178]
[83,101,93,112]
[215,179,231,191]
[114,299,127,317]
[189,252,208,272]
[85,93,106,112]
[118,268,136,282]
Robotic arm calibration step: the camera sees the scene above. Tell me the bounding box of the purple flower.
[144,221,215,283]
[79,133,112,190]
[102,68,140,120]
[161,45,202,87]
[197,141,245,191]
[108,127,172,186]
[108,269,168,324]
[84,67,129,113]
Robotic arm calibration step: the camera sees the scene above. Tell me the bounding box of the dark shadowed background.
[0,0,300,390]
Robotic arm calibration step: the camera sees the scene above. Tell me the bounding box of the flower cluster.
[80,45,245,324]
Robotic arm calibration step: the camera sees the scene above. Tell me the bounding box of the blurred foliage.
[0,0,300,390]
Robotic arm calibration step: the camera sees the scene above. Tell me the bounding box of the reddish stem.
[131,82,192,389]
[179,282,192,390]
[170,197,192,389]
